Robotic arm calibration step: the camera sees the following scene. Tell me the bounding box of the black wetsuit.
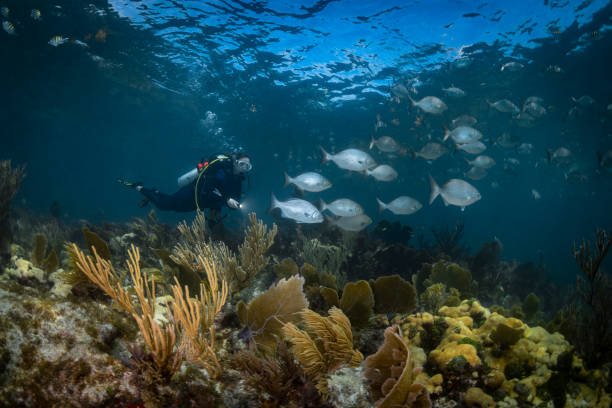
[140,157,244,213]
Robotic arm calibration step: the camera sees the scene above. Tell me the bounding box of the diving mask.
[235,158,252,172]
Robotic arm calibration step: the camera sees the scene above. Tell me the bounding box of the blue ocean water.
[2,0,611,287]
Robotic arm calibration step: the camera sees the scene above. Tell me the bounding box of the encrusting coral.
[282,307,363,397]
[236,275,308,354]
[364,325,431,408]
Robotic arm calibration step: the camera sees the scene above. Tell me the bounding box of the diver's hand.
[227,198,240,209]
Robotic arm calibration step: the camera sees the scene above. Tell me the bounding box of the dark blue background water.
[2,0,611,285]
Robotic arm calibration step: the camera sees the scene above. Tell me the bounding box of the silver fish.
[429,175,481,209]
[270,194,323,224]
[376,196,422,215]
[565,167,588,184]
[412,142,448,160]
[572,95,595,108]
[444,126,483,144]
[523,101,546,118]
[369,135,405,154]
[408,95,448,114]
[320,146,376,171]
[501,61,524,71]
[443,86,466,97]
[364,165,398,182]
[451,114,477,128]
[391,83,410,99]
[531,189,541,200]
[504,157,521,171]
[284,172,331,192]
[456,141,486,155]
[516,143,534,155]
[327,214,372,232]
[514,111,535,128]
[488,99,520,114]
[547,147,573,165]
[495,132,520,148]
[2,21,14,35]
[464,166,488,180]
[319,198,364,217]
[525,96,544,105]
[598,150,612,170]
[466,155,495,169]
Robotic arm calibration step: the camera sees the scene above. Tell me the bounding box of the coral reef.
[364,325,431,408]
[236,275,308,354]
[370,274,417,315]
[282,307,363,396]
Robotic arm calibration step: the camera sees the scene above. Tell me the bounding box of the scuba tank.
[177,167,199,187]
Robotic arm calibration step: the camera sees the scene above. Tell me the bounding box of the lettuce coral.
[364,325,431,408]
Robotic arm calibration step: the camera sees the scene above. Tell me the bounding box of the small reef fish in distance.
[487,99,520,114]
[408,95,448,114]
[376,196,422,215]
[319,198,364,217]
[49,36,69,47]
[320,146,377,172]
[429,175,481,210]
[2,21,15,35]
[270,193,323,224]
[369,135,405,155]
[531,189,541,200]
[31,9,41,20]
[442,86,466,97]
[1,6,8,18]
[411,142,448,161]
[283,172,332,192]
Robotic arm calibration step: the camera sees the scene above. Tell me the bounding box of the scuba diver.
[117,153,252,227]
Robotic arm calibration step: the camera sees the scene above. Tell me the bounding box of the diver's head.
[233,152,252,174]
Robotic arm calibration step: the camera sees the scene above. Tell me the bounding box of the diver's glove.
[227,198,240,209]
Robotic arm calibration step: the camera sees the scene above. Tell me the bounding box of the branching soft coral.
[73,243,228,379]
[569,229,612,367]
[282,307,363,398]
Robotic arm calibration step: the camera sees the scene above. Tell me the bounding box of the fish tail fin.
[429,174,440,205]
[376,198,386,214]
[464,157,471,166]
[269,193,279,213]
[410,147,417,160]
[443,124,450,141]
[369,135,375,150]
[319,146,331,166]
[318,198,327,212]
[283,172,291,188]
[407,95,415,107]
